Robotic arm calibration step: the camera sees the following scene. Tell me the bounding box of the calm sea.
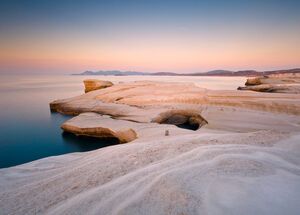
[0,75,246,168]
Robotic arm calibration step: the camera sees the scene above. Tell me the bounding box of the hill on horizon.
[74,68,300,77]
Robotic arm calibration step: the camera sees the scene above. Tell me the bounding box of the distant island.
[73,68,300,77]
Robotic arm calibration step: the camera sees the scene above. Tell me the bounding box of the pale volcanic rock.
[83,79,113,93]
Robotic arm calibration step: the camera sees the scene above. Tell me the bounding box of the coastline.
[1,77,300,214]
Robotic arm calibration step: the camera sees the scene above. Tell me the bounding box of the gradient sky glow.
[0,0,300,74]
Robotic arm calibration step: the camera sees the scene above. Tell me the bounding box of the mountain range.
[74,68,300,77]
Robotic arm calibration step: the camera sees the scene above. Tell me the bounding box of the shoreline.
[1,77,300,214]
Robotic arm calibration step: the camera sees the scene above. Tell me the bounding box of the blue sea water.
[0,75,118,168]
[0,75,245,168]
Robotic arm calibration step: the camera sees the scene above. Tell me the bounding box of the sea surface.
[0,75,246,168]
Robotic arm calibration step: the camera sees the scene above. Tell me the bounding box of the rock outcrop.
[83,79,113,93]
[61,113,137,143]
[50,80,300,116]
[238,84,300,94]
[61,112,194,143]
[238,73,300,94]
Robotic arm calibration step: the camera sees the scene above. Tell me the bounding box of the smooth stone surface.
[1,130,300,215]
[62,113,137,143]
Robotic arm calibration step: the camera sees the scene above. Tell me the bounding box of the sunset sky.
[0,0,299,74]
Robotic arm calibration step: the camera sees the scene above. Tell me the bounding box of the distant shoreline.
[73,68,300,77]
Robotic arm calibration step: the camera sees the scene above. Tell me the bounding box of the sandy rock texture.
[1,80,300,215]
[239,73,300,93]
[83,79,113,93]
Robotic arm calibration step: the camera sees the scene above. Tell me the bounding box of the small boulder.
[245,77,263,86]
[83,79,113,93]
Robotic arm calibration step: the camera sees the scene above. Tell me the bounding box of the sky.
[0,0,299,74]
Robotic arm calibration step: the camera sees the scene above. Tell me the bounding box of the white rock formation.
[1,80,300,215]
